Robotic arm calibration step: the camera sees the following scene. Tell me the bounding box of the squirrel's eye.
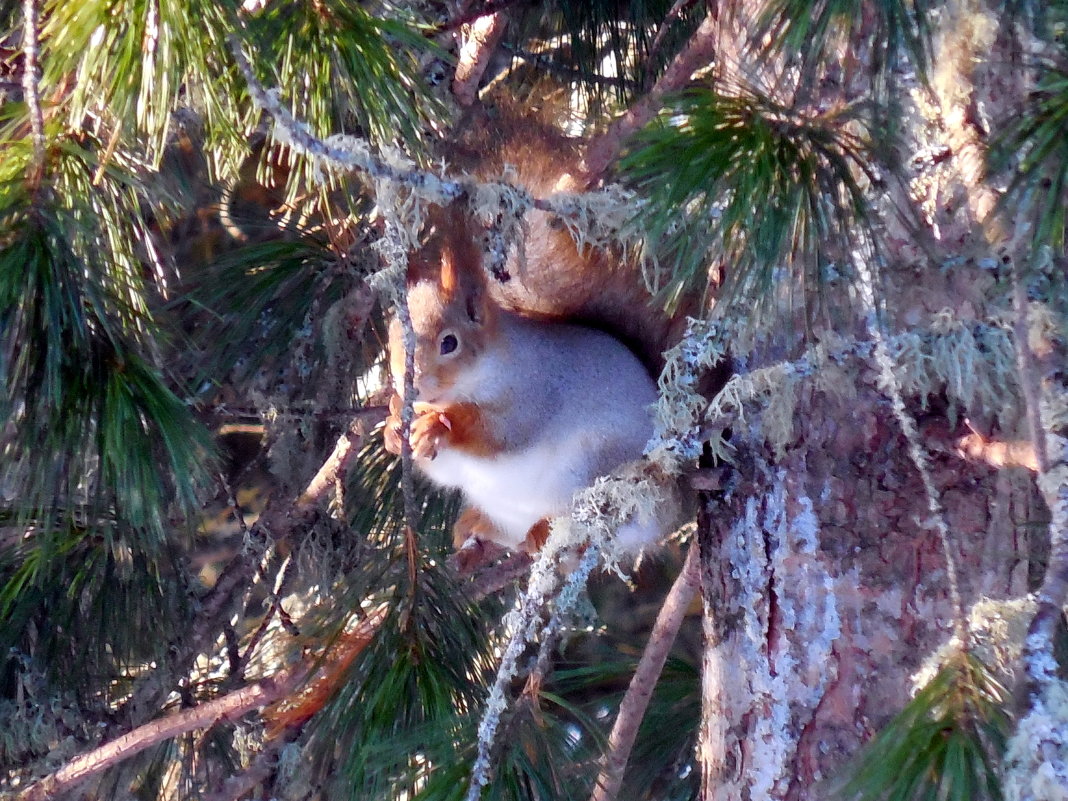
[439,333,459,355]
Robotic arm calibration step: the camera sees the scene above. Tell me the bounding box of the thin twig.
[117,417,380,728]
[853,249,969,647]
[241,552,301,674]
[496,43,642,91]
[644,0,701,86]
[395,283,420,536]
[465,543,600,801]
[227,35,464,204]
[589,544,701,801]
[227,33,624,222]
[21,0,46,186]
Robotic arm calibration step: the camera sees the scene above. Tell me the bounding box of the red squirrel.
[383,113,685,556]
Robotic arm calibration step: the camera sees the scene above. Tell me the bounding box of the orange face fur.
[388,210,499,407]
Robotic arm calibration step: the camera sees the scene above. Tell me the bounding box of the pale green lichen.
[893,310,1019,424]
[648,317,729,467]
[911,596,1038,691]
[1004,679,1068,801]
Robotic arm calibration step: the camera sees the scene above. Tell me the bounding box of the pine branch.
[582,10,719,179]
[227,35,464,204]
[590,542,701,801]
[16,600,398,801]
[465,544,601,801]
[118,410,384,726]
[15,667,310,801]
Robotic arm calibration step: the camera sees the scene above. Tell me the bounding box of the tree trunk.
[698,385,1040,800]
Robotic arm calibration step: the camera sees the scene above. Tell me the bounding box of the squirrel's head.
[388,208,499,406]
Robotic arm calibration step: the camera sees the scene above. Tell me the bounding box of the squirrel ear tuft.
[440,248,460,297]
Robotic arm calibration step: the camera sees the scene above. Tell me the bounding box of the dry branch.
[17,605,391,801]
[590,544,701,801]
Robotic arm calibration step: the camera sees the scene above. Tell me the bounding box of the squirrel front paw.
[383,396,451,460]
[383,394,404,455]
[410,408,452,460]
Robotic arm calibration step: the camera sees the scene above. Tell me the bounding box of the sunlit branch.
[16,668,310,801]
[453,11,510,106]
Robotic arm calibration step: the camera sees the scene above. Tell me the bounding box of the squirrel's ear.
[440,247,488,325]
[438,206,490,325]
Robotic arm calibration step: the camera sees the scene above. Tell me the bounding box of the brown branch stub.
[452,11,510,107]
[589,543,701,801]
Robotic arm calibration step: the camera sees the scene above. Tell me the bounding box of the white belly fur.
[419,440,585,549]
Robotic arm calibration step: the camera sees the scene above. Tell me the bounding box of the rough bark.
[696,379,1038,800]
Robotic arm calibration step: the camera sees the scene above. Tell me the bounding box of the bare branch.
[589,544,701,801]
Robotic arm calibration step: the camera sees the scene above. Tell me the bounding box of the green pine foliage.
[834,652,1011,801]
[620,85,874,316]
[507,0,705,110]
[993,62,1068,253]
[754,0,933,87]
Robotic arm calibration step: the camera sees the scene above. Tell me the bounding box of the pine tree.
[1,1,1066,801]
